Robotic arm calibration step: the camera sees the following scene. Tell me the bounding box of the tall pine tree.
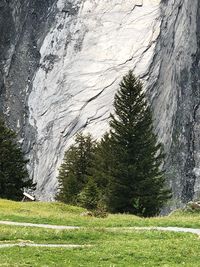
[0,118,35,200]
[105,71,171,216]
[56,133,95,204]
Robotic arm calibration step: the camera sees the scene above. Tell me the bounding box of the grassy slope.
[1,199,200,266]
[1,230,200,267]
[0,199,200,228]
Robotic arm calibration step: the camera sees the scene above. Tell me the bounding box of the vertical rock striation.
[1,0,200,205]
[147,0,200,207]
[0,0,57,149]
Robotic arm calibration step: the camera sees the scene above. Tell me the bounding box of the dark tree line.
[56,71,171,217]
[0,118,35,200]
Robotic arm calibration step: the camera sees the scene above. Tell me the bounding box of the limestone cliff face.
[148,0,200,206]
[0,0,200,205]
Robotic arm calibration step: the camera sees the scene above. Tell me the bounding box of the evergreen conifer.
[78,177,100,210]
[56,133,95,204]
[0,118,35,200]
[105,71,171,216]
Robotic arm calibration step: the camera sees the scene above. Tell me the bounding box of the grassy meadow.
[0,199,200,266]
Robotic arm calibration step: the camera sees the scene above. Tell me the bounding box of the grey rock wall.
[0,0,200,205]
[148,0,200,207]
[0,0,57,145]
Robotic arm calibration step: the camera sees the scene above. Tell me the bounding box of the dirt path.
[0,243,91,248]
[0,221,79,229]
[110,226,200,235]
[0,220,200,235]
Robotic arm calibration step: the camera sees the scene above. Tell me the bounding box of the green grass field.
[0,199,200,266]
